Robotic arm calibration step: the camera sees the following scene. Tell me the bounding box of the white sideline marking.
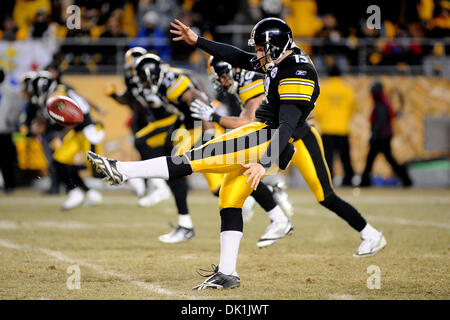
[0,239,204,300]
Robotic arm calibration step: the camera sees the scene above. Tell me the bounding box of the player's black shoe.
[192,264,240,290]
[86,151,127,185]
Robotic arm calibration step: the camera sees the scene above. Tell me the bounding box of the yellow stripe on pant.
[180,121,275,208]
[290,126,334,202]
[135,114,178,149]
[187,122,273,174]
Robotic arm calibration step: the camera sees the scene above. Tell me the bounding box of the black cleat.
[192,264,240,290]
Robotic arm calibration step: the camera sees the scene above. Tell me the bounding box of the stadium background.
[0,0,449,189]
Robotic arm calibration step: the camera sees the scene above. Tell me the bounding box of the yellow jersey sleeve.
[278,78,316,102]
[166,74,193,103]
[238,79,264,106]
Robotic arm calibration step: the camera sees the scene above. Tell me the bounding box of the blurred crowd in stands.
[0,0,449,74]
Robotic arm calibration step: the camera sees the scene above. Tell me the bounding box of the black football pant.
[361,137,412,187]
[322,134,355,186]
[0,133,17,192]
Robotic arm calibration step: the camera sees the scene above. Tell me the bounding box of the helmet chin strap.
[264,35,293,71]
[263,44,275,71]
[150,64,167,94]
[227,79,238,94]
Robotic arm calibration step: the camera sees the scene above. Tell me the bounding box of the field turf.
[0,188,448,300]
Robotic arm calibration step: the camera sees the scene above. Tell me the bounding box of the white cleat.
[85,189,102,206]
[158,225,195,243]
[269,181,294,219]
[257,220,294,248]
[128,178,146,198]
[353,232,387,257]
[61,188,84,211]
[242,196,256,223]
[138,187,171,207]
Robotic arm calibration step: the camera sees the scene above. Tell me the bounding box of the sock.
[218,231,243,276]
[117,157,169,179]
[360,223,379,239]
[267,205,288,224]
[178,214,193,229]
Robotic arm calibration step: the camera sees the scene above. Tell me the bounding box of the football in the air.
[46,96,84,125]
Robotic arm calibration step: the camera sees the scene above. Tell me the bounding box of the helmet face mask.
[208,56,237,94]
[32,71,57,108]
[20,71,37,98]
[134,53,164,95]
[248,17,293,72]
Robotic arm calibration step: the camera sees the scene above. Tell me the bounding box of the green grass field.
[0,188,449,300]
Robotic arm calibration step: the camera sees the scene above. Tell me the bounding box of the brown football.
[46,96,84,126]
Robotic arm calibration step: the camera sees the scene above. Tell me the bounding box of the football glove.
[104,83,116,97]
[190,99,220,122]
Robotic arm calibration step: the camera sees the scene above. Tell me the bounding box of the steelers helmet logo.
[56,101,65,111]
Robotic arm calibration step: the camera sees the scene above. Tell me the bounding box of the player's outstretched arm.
[170,19,255,71]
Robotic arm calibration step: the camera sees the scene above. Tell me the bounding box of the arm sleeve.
[258,103,302,169]
[195,37,255,70]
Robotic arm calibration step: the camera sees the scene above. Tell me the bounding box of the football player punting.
[88,17,386,290]
[190,55,295,247]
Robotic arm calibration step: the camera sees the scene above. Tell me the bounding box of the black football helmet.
[133,53,166,94]
[20,71,38,99]
[124,47,147,79]
[32,70,57,108]
[248,17,293,71]
[208,56,238,94]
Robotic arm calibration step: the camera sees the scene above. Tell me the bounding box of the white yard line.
[0,220,171,230]
[0,239,206,300]
[0,210,449,231]
[1,194,449,206]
